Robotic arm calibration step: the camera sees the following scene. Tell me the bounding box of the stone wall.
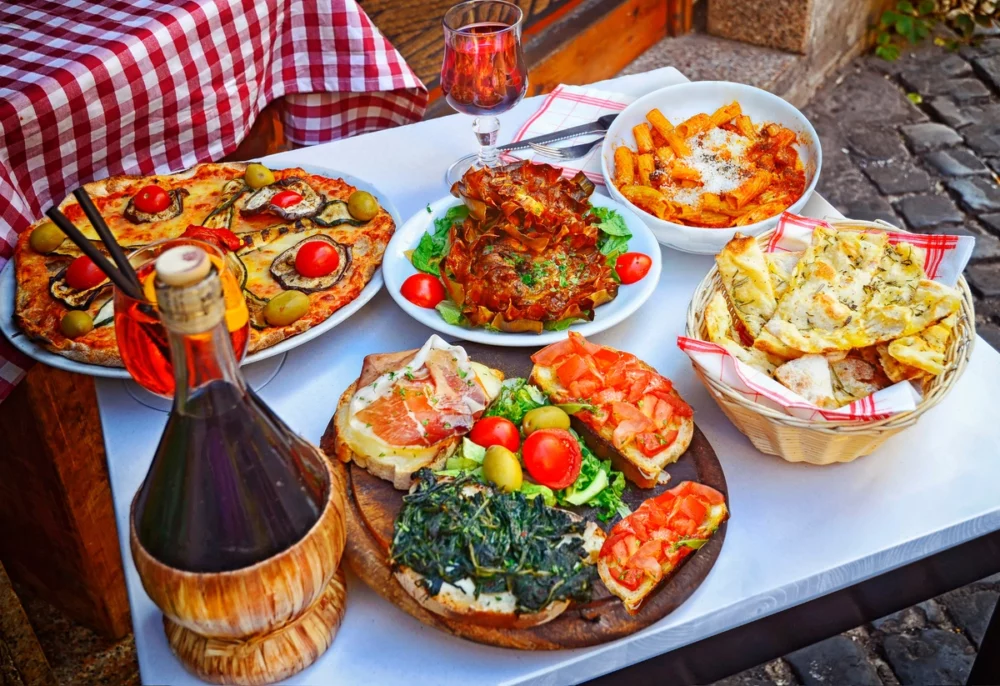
[708,0,893,105]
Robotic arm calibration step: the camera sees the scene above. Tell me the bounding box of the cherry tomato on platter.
[521,428,582,489]
[65,255,106,291]
[400,273,445,309]
[295,241,340,278]
[469,416,521,452]
[615,252,652,285]
[271,190,303,208]
[133,185,171,214]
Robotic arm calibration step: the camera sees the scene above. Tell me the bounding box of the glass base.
[445,153,481,186]
[124,352,287,412]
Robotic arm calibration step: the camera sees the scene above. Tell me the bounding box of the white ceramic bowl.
[600,81,822,255]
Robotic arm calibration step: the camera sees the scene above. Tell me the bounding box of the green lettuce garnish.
[411,204,468,276]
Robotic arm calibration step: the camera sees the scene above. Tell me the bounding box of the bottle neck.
[167,319,246,415]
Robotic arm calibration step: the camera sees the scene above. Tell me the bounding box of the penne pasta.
[611,101,806,229]
[614,146,635,187]
[633,123,654,154]
[636,153,655,187]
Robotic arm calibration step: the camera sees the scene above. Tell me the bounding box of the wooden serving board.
[320,343,728,650]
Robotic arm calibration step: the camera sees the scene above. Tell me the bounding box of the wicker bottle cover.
[129,246,348,685]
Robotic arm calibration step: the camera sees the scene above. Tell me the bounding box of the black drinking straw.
[44,206,144,301]
[72,187,143,295]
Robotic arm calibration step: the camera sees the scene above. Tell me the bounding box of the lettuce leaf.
[588,205,632,265]
[557,431,629,521]
[410,204,468,276]
[435,300,466,326]
[482,378,548,425]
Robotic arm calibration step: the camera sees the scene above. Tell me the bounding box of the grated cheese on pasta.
[661,129,751,207]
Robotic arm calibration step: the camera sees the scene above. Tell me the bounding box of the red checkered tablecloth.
[0,0,427,400]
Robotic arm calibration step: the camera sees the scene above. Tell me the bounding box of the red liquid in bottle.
[441,22,526,116]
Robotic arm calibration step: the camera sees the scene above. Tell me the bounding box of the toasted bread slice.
[530,359,693,489]
[597,558,661,615]
[394,491,605,629]
[332,341,503,490]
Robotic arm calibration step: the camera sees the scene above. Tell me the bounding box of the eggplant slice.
[243,290,270,330]
[240,177,323,221]
[270,235,350,293]
[311,200,366,228]
[124,188,189,224]
[93,297,115,328]
[50,264,112,310]
[201,179,249,229]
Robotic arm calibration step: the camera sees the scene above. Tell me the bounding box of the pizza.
[14,161,395,366]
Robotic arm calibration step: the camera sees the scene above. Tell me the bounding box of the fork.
[529,137,604,160]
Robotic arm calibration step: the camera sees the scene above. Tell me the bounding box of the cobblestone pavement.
[713,37,1000,686]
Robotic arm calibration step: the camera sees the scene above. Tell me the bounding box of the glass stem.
[474,116,501,168]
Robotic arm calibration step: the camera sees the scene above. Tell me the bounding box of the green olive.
[522,406,570,435]
[482,445,523,493]
[347,190,379,221]
[60,310,94,339]
[245,163,275,189]
[29,222,66,254]
[263,290,310,326]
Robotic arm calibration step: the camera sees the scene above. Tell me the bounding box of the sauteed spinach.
[390,469,596,613]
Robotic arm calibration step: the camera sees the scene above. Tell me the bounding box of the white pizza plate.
[0,164,399,378]
[382,192,662,347]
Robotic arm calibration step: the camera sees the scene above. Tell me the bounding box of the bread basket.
[683,218,976,465]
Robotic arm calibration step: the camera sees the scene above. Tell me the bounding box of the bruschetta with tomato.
[529,332,694,488]
[598,480,728,614]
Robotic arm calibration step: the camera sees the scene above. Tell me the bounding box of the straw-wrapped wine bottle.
[129,245,346,685]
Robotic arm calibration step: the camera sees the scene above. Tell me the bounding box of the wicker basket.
[684,218,976,465]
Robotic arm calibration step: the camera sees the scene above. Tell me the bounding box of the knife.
[499,113,618,153]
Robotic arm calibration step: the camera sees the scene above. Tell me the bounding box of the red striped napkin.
[677,212,975,422]
[500,84,633,185]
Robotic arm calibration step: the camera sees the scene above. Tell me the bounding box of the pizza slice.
[598,480,728,614]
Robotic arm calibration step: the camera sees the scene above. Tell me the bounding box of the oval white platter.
[0,164,399,379]
[382,191,662,347]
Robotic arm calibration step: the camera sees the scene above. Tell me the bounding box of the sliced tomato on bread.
[530,332,694,488]
[598,480,728,614]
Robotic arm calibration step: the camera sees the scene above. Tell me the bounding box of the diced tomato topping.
[600,481,728,594]
[556,354,589,385]
[636,432,665,456]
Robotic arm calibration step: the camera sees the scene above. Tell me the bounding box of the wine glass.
[441,0,527,185]
[113,238,250,397]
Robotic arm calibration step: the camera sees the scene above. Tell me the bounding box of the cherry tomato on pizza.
[521,428,582,489]
[615,253,652,285]
[65,255,106,291]
[295,241,340,278]
[133,185,171,214]
[271,190,303,208]
[468,416,521,452]
[400,273,445,309]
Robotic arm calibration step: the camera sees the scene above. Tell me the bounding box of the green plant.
[875,0,1000,60]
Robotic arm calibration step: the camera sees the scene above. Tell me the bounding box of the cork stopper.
[154,246,225,334]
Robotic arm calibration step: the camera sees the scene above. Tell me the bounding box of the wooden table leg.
[0,366,130,640]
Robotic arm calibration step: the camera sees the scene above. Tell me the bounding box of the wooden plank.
[0,366,130,640]
[0,562,53,686]
[523,0,668,96]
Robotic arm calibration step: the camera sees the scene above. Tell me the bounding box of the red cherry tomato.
[295,241,340,278]
[468,416,521,452]
[400,273,445,309]
[133,185,171,214]
[65,255,106,291]
[521,428,582,489]
[271,190,303,208]
[615,252,652,285]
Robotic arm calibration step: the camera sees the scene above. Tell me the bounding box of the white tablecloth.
[96,67,1000,685]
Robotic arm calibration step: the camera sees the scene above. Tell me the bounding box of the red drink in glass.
[441,1,527,184]
[115,240,249,397]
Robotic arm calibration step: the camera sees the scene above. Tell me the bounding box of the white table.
[98,67,1000,685]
